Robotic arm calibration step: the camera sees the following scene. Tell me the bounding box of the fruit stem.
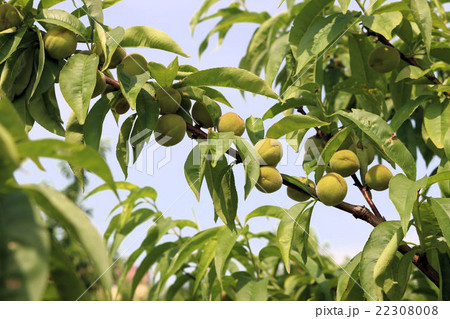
[350,174,384,220]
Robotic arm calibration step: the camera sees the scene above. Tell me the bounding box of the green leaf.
[336,253,365,301]
[0,190,49,301]
[338,109,416,180]
[28,90,65,137]
[84,93,114,151]
[410,0,432,54]
[183,67,278,99]
[65,112,85,186]
[22,185,112,292]
[148,57,178,88]
[0,27,26,65]
[266,114,329,139]
[36,9,87,39]
[117,64,150,110]
[429,198,450,250]
[245,116,264,145]
[424,99,449,149]
[360,221,404,301]
[245,205,286,223]
[120,26,188,57]
[193,239,217,293]
[389,95,430,131]
[427,171,450,188]
[389,174,427,235]
[0,124,20,183]
[184,143,208,201]
[235,137,260,199]
[235,277,268,301]
[289,0,334,56]
[116,114,135,178]
[361,12,402,40]
[85,182,138,200]
[208,131,235,167]
[190,0,220,35]
[338,0,351,13]
[295,12,356,74]
[59,54,99,125]
[17,139,116,193]
[82,0,103,23]
[277,202,311,273]
[265,34,289,86]
[395,65,428,82]
[100,26,125,71]
[262,97,317,120]
[215,227,239,284]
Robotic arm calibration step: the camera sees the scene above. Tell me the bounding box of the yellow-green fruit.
[255,166,283,193]
[114,98,130,115]
[155,114,186,146]
[365,164,393,191]
[316,173,348,206]
[121,53,148,76]
[0,4,23,31]
[94,46,126,68]
[180,96,192,111]
[287,177,315,202]
[92,70,106,98]
[217,112,245,136]
[254,138,283,166]
[329,150,360,177]
[368,46,400,73]
[155,87,181,114]
[44,27,77,60]
[192,101,222,128]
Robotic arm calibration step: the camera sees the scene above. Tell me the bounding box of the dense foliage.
[0,0,449,301]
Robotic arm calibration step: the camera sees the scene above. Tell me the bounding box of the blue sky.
[16,0,441,264]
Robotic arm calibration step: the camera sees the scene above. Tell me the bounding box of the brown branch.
[364,27,449,96]
[350,175,384,220]
[104,74,440,288]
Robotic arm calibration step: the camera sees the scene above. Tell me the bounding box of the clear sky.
[16,0,441,264]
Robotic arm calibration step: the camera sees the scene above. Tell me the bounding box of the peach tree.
[0,0,449,300]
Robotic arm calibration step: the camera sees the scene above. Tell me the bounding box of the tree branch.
[103,74,440,288]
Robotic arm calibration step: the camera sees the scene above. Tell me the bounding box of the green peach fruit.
[192,101,222,128]
[254,138,283,166]
[217,112,245,136]
[155,87,181,114]
[365,164,393,191]
[44,27,77,60]
[0,4,23,31]
[316,173,347,206]
[114,98,130,115]
[92,70,106,98]
[94,46,127,69]
[287,177,315,202]
[120,53,148,76]
[155,114,186,146]
[329,150,360,177]
[368,46,400,74]
[255,166,283,193]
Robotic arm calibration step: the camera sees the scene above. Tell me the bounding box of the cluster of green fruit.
[286,137,393,206]
[0,3,23,31]
[253,138,284,194]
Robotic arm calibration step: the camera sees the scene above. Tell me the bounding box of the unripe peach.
[114,98,130,114]
[316,173,347,206]
[217,112,245,136]
[44,27,77,60]
[92,70,106,98]
[0,4,23,31]
[365,164,393,191]
[120,53,148,76]
[255,166,283,193]
[155,87,181,114]
[254,138,283,166]
[329,150,360,177]
[154,114,186,146]
[192,101,222,128]
[368,46,400,73]
[287,177,315,202]
[94,46,127,69]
